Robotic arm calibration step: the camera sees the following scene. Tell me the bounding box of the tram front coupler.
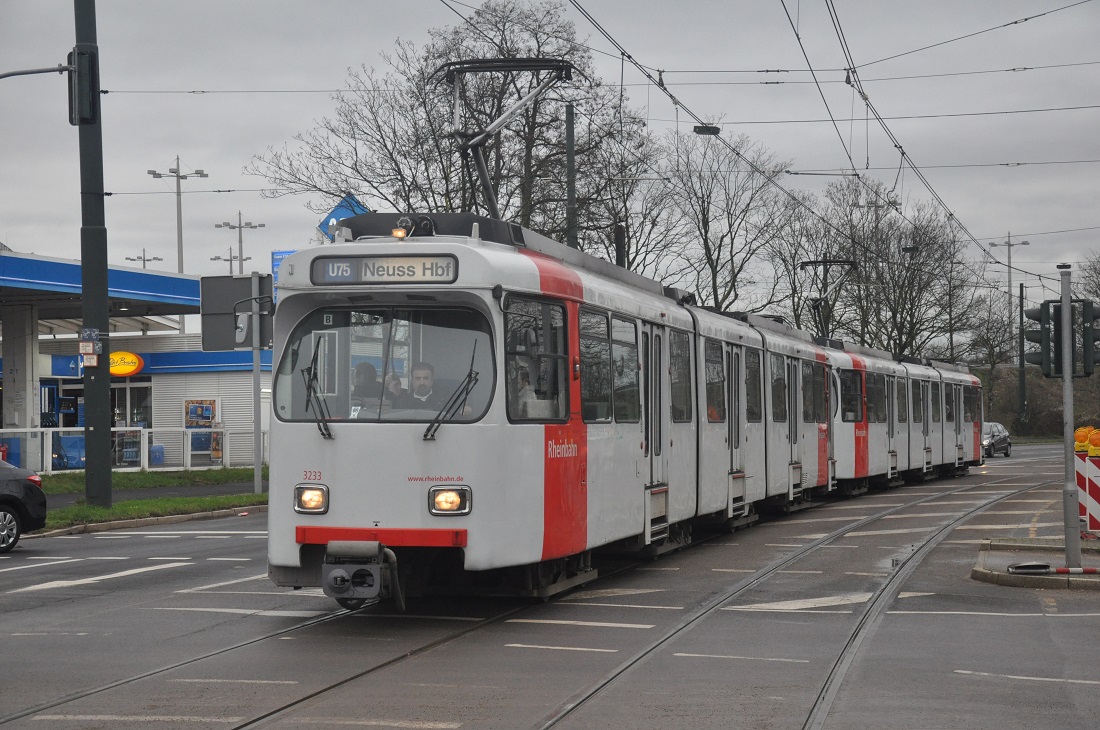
[322,540,405,611]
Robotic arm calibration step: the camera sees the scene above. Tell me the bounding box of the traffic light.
[1024,303,1052,377]
[1084,301,1100,376]
[67,44,99,126]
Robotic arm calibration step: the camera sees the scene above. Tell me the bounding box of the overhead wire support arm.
[433,58,575,221]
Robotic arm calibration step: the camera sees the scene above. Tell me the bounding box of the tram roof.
[0,248,199,336]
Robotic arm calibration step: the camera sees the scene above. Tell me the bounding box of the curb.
[971,538,1100,591]
[25,504,269,539]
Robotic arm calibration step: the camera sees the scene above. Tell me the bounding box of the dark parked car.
[982,422,1012,458]
[0,458,46,553]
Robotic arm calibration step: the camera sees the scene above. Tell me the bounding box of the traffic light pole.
[1058,266,1082,569]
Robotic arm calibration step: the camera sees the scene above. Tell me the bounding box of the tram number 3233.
[303,470,322,481]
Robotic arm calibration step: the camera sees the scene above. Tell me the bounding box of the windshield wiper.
[423,342,479,441]
[301,336,334,440]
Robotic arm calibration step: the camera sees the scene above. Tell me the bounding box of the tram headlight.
[294,484,329,514]
[428,486,471,515]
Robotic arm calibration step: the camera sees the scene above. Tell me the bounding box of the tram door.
[726,346,745,516]
[640,323,669,544]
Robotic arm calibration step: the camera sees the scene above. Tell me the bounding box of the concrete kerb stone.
[971,537,1100,590]
[25,505,269,539]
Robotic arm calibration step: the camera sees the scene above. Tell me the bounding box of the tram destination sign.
[311,255,458,285]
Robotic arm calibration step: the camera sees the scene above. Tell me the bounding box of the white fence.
[0,427,268,474]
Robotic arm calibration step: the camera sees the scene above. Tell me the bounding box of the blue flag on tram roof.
[318,192,370,240]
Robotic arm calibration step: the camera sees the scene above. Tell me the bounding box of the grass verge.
[40,467,268,495]
[40,493,269,532]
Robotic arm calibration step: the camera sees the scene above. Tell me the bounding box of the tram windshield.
[273,307,494,424]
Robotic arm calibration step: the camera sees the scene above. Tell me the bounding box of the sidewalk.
[46,481,268,510]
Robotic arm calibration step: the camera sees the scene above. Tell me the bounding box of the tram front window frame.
[273,306,495,424]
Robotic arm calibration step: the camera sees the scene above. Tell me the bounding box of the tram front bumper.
[322,540,386,601]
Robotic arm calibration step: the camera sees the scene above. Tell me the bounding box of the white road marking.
[93,535,131,539]
[34,715,243,723]
[507,618,654,629]
[955,669,1100,686]
[196,535,232,539]
[169,679,298,685]
[724,592,872,611]
[820,544,860,548]
[0,559,84,573]
[88,557,129,560]
[559,602,683,610]
[147,607,329,618]
[842,527,936,537]
[104,530,267,536]
[890,611,1100,617]
[293,720,461,729]
[955,522,1064,530]
[11,632,90,636]
[675,652,810,663]
[28,556,73,560]
[712,568,756,573]
[826,503,904,509]
[897,592,934,598]
[206,558,252,561]
[638,566,679,570]
[177,573,268,593]
[783,516,868,524]
[846,572,888,577]
[765,543,804,547]
[568,588,665,599]
[9,562,191,593]
[506,643,617,653]
[883,512,962,518]
[143,535,180,539]
[150,557,193,561]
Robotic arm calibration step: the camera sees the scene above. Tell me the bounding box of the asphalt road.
[3,444,1098,729]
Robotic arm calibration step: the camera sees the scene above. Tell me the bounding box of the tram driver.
[386,361,450,410]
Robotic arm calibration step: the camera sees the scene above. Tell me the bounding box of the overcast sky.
[1,0,1096,307]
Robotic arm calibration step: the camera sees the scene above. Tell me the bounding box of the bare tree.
[765,191,842,332]
[246,0,644,244]
[665,132,789,312]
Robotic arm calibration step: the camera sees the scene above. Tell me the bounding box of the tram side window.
[964,385,978,422]
[802,361,826,423]
[612,318,640,423]
[579,309,612,423]
[866,372,887,423]
[897,378,908,423]
[944,385,956,423]
[745,349,763,423]
[670,330,693,422]
[770,353,787,423]
[839,370,863,422]
[504,296,568,421]
[930,381,942,423]
[911,380,924,423]
[705,339,726,423]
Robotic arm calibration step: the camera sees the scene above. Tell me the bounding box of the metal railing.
[0,427,268,474]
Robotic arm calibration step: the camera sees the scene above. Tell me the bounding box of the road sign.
[200,274,273,351]
[318,193,369,241]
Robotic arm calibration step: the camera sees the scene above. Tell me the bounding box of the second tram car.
[267,212,983,609]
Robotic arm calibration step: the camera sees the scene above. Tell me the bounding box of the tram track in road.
[3,470,1060,728]
[536,474,1057,729]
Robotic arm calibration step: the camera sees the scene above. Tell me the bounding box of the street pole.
[1018,282,1027,431]
[991,233,1030,357]
[148,156,206,333]
[1058,265,1082,569]
[215,212,264,275]
[251,272,263,494]
[75,0,111,508]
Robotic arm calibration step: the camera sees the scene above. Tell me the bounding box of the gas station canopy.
[0,249,199,336]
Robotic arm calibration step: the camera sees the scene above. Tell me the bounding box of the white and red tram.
[267,212,983,608]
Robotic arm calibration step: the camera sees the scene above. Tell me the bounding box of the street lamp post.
[989,233,1029,354]
[210,247,250,275]
[124,247,162,269]
[147,155,208,274]
[215,212,265,275]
